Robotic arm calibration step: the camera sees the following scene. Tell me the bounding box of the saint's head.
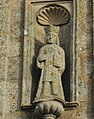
[44,25,59,45]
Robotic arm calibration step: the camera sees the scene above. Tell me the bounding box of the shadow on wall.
[87,0,93,118]
[60,21,71,102]
[31,39,44,102]
[17,0,25,110]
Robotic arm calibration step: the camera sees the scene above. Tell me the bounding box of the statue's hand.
[38,55,46,62]
[58,66,65,74]
[53,54,61,68]
[53,63,61,68]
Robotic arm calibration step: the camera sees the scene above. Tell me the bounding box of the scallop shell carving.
[36,4,70,26]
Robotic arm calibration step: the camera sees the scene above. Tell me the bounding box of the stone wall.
[75,0,93,118]
[0,0,94,119]
[0,0,31,119]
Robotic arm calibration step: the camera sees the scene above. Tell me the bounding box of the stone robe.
[35,44,65,101]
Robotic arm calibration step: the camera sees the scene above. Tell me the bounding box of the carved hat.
[44,25,60,45]
[44,25,59,34]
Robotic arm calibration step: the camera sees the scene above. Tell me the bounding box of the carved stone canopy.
[36,4,70,26]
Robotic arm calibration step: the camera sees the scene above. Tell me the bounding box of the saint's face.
[47,32,57,44]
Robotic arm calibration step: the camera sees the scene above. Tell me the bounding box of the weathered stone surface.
[0,0,94,119]
[2,111,31,119]
[0,37,7,57]
[8,40,22,57]
[10,9,21,36]
[0,1,32,119]
[7,57,21,80]
[0,0,10,6]
[0,7,9,33]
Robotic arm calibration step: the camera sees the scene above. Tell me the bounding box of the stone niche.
[21,0,77,108]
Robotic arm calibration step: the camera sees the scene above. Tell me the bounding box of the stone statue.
[33,6,78,119]
[35,25,65,101]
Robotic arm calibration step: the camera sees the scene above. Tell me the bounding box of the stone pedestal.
[34,100,64,119]
[43,115,56,119]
